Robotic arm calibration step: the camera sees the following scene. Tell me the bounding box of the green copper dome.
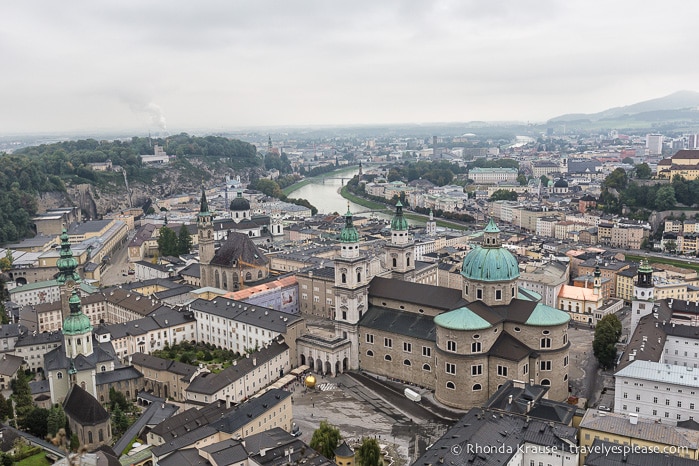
[525,303,570,326]
[461,247,520,282]
[391,201,409,231]
[340,206,360,243]
[56,229,80,285]
[461,219,519,282]
[434,306,492,331]
[638,259,652,274]
[62,290,92,335]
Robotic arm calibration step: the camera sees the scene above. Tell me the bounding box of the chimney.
[508,395,513,405]
[253,358,257,366]
[629,413,638,425]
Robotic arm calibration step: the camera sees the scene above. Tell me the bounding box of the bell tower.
[55,229,81,320]
[630,259,654,336]
[198,185,215,287]
[334,205,368,370]
[384,201,415,281]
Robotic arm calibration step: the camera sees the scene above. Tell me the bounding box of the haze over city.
[3,0,699,134]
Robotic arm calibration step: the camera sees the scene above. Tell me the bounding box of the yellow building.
[579,410,699,463]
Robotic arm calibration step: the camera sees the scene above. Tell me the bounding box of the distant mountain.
[548,90,699,123]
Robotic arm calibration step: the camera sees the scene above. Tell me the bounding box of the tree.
[593,314,622,370]
[0,249,12,272]
[111,404,129,437]
[654,185,676,211]
[517,173,528,186]
[356,437,381,466]
[22,407,49,438]
[0,393,11,421]
[490,189,518,202]
[177,225,193,255]
[157,226,179,257]
[310,420,341,460]
[11,369,34,422]
[622,157,635,165]
[540,175,550,187]
[665,240,677,253]
[603,168,628,191]
[109,387,129,412]
[47,405,67,437]
[635,163,652,179]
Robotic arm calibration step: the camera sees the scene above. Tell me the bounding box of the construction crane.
[236,258,270,290]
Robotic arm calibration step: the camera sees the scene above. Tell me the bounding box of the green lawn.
[625,254,699,273]
[15,452,50,466]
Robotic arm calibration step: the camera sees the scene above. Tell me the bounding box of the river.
[287,169,389,218]
[286,168,427,225]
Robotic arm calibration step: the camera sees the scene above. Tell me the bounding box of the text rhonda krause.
[463,443,690,456]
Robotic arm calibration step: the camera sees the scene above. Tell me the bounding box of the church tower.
[593,264,602,297]
[334,205,368,370]
[426,209,437,237]
[630,259,654,336]
[56,229,81,320]
[385,201,415,281]
[198,185,215,287]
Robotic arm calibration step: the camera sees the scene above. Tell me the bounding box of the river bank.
[282,165,362,196]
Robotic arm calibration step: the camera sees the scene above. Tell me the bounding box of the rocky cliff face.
[38,164,250,217]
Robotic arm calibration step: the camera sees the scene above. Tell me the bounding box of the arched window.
[98,429,104,442]
[57,372,63,379]
[423,364,431,371]
[541,379,551,386]
[258,270,263,279]
[472,383,482,391]
[384,355,392,361]
[215,270,220,288]
[366,350,374,357]
[357,271,361,282]
[406,256,410,266]
[446,381,455,390]
[88,431,93,443]
[100,365,106,372]
[392,258,397,267]
[403,359,411,366]
[245,272,252,281]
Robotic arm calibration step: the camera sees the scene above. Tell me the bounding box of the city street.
[100,230,137,287]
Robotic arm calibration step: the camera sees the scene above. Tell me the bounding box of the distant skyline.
[3,1,699,134]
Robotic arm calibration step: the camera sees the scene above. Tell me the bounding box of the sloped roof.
[63,385,109,426]
[211,232,269,267]
[368,276,464,310]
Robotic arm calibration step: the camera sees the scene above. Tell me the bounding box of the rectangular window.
[497,365,508,377]
[523,363,529,375]
[477,289,483,299]
[445,363,456,375]
[403,342,412,353]
[495,289,502,300]
[653,397,658,403]
[471,342,482,353]
[384,338,392,348]
[541,361,552,371]
[366,334,374,344]
[471,364,483,376]
[540,338,551,349]
[422,346,431,357]
[447,340,457,352]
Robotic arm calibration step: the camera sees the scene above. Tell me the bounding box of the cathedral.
[297,206,572,410]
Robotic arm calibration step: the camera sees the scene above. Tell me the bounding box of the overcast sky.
[3,1,699,134]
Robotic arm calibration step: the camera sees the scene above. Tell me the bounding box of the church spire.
[56,229,80,285]
[199,184,209,215]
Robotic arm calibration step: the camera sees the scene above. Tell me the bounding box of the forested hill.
[0,134,258,244]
